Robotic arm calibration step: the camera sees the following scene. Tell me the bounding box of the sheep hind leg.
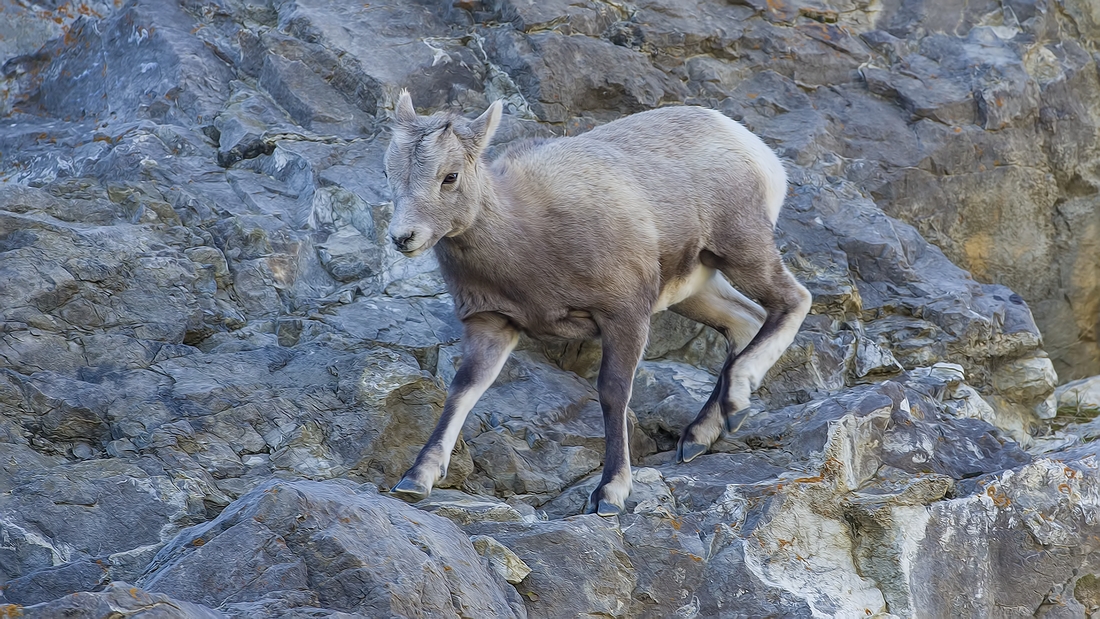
[670,272,768,463]
[710,252,811,440]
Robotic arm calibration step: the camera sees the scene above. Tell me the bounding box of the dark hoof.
[676,440,708,463]
[725,409,751,433]
[390,477,430,501]
[596,500,622,517]
[584,497,623,517]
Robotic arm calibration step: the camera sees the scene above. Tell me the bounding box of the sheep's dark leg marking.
[392,313,518,500]
[677,253,810,462]
[670,272,765,462]
[719,261,810,414]
[675,373,728,463]
[585,314,650,516]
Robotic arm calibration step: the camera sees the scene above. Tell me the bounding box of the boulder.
[15,582,223,619]
[138,478,524,617]
[466,516,637,618]
[0,458,198,586]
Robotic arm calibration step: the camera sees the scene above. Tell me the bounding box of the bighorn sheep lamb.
[384,92,811,515]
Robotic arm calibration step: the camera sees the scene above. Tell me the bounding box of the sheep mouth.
[397,237,433,257]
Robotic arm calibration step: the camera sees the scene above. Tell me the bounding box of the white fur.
[654,265,714,313]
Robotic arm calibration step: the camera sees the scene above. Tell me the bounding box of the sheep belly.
[516,308,601,340]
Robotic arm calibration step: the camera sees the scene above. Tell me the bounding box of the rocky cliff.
[1,0,1098,617]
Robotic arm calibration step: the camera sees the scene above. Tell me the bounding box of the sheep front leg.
[586,315,649,517]
[392,313,518,500]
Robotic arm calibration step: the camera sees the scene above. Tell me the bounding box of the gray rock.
[212,82,288,167]
[467,516,637,618]
[257,43,373,138]
[615,511,714,618]
[0,369,111,450]
[0,559,107,606]
[1055,375,1100,415]
[484,28,683,123]
[0,443,65,493]
[470,535,532,584]
[0,459,197,582]
[540,466,677,520]
[890,458,1100,617]
[21,1,232,125]
[630,360,715,452]
[862,57,977,126]
[0,2,120,94]
[319,294,462,372]
[17,581,225,619]
[692,539,815,618]
[495,0,624,37]
[728,373,1032,478]
[413,489,527,526]
[625,0,757,59]
[138,343,447,487]
[0,188,218,353]
[266,0,484,116]
[140,478,523,617]
[658,451,793,513]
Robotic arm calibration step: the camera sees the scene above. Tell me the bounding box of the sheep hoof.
[676,440,708,464]
[725,409,751,433]
[584,497,623,517]
[596,500,622,517]
[391,478,430,501]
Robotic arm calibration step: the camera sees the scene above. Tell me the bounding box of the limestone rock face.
[17,582,225,619]
[0,0,1098,617]
[138,479,525,618]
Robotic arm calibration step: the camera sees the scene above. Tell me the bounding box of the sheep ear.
[465,100,502,153]
[395,90,417,125]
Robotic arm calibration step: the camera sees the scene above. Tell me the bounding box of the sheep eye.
[442,173,458,185]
